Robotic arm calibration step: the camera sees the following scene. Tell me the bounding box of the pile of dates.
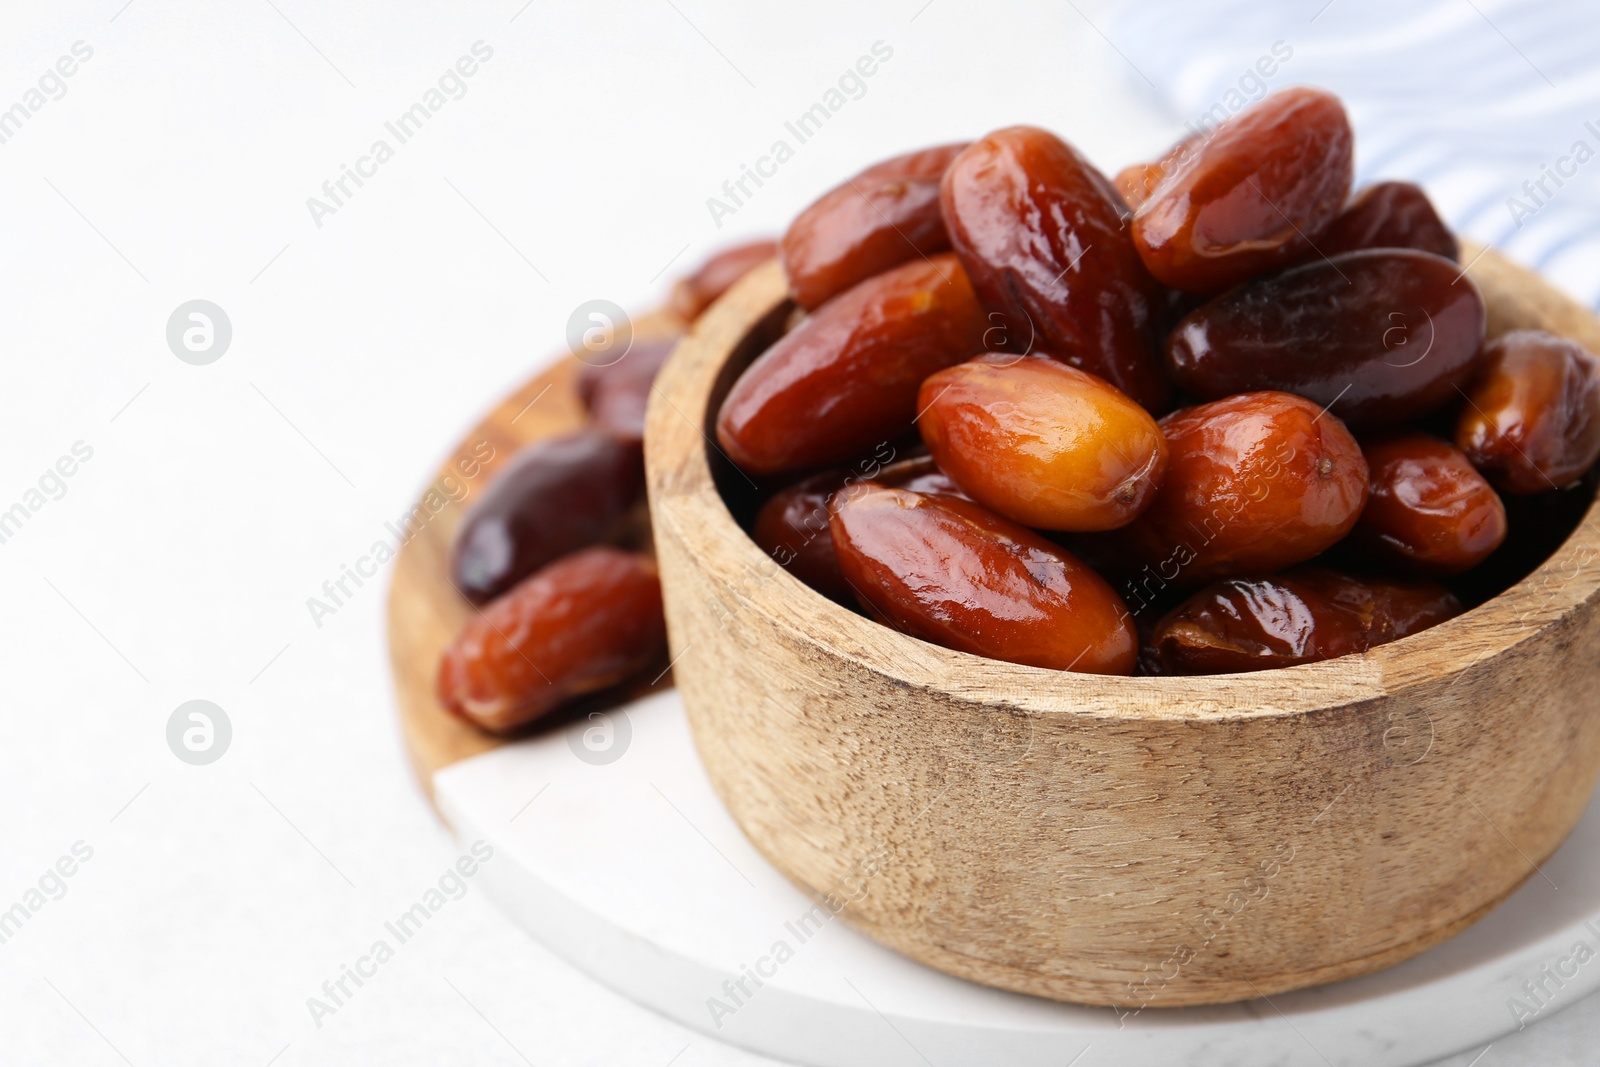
[436,85,1600,737]
[721,87,1600,679]
[435,241,774,733]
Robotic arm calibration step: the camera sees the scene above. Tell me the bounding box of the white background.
[0,1,1595,1064]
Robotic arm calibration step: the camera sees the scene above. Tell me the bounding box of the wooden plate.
[385,308,684,797]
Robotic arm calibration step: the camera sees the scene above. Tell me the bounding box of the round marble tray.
[431,689,1600,1067]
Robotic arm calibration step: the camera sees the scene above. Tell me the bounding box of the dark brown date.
[436,547,666,733]
[750,469,854,602]
[829,483,1137,673]
[576,336,678,442]
[940,126,1170,411]
[1132,87,1353,294]
[1319,181,1458,261]
[876,452,970,499]
[1166,249,1487,428]
[450,430,644,604]
[1115,392,1369,585]
[670,239,778,320]
[1456,329,1600,494]
[1354,432,1506,574]
[782,143,967,310]
[715,253,989,475]
[1148,567,1460,675]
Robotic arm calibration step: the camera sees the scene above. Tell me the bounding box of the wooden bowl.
[642,244,1600,1008]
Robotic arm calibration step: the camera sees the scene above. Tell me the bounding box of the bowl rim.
[645,249,1600,724]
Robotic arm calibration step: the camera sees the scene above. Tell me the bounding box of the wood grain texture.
[385,310,683,798]
[644,244,1600,1007]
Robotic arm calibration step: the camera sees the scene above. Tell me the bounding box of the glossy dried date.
[1166,249,1487,428]
[1354,433,1506,574]
[670,239,777,320]
[1148,567,1460,675]
[715,253,989,475]
[1456,329,1600,494]
[750,452,964,602]
[940,126,1170,411]
[1116,391,1369,585]
[576,336,678,442]
[1319,181,1458,261]
[436,547,666,733]
[782,143,967,310]
[917,354,1167,531]
[829,483,1137,673]
[1113,130,1201,211]
[1132,87,1353,294]
[751,469,854,602]
[450,430,644,604]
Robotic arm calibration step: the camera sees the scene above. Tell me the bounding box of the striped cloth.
[1109,0,1600,309]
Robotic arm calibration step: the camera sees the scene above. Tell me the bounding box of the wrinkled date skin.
[1456,329,1600,494]
[1319,181,1459,261]
[1148,567,1460,675]
[1167,249,1487,428]
[829,483,1137,673]
[576,336,679,442]
[782,143,967,310]
[1115,392,1369,586]
[450,430,644,604]
[751,469,854,602]
[1133,87,1353,294]
[436,547,666,733]
[940,126,1170,411]
[669,239,778,320]
[716,253,990,474]
[917,354,1168,531]
[1355,432,1507,574]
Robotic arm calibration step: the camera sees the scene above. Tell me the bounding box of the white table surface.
[0,2,1594,1064]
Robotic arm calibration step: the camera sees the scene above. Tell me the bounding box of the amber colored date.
[940,126,1170,411]
[829,483,1137,673]
[450,430,644,604]
[1319,182,1459,261]
[917,354,1168,531]
[669,239,778,320]
[1114,161,1166,211]
[577,336,678,442]
[751,469,854,603]
[1113,130,1201,211]
[436,547,666,733]
[782,143,967,310]
[1133,87,1353,294]
[1456,329,1600,494]
[1354,433,1506,574]
[1115,392,1369,585]
[715,253,990,475]
[1167,250,1486,428]
[1148,567,1460,675]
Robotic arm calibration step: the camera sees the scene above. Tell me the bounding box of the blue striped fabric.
[1109,0,1600,308]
